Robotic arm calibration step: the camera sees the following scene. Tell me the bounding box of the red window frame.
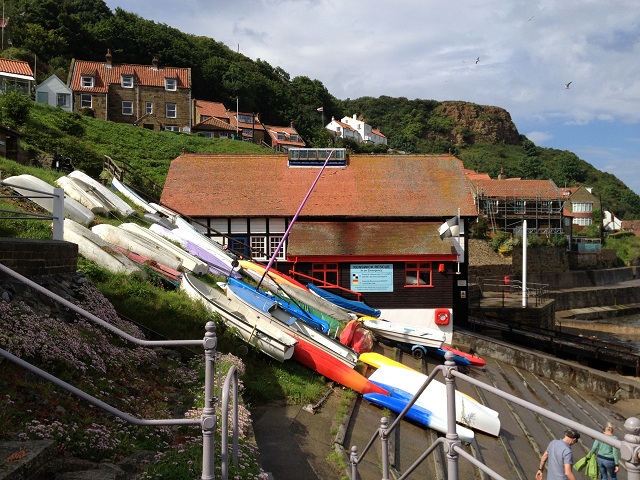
[404,262,432,287]
[311,263,339,286]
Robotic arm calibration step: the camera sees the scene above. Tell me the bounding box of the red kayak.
[441,344,486,367]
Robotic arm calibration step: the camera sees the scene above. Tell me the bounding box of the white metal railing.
[0,177,65,240]
[0,262,240,479]
[348,353,640,480]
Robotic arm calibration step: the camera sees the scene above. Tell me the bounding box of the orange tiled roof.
[371,128,386,138]
[288,222,456,257]
[264,125,306,147]
[228,112,266,131]
[69,59,190,93]
[334,120,356,132]
[193,116,237,131]
[472,178,561,199]
[160,153,476,219]
[0,58,34,78]
[195,100,228,119]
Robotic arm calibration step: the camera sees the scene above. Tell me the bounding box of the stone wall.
[0,238,78,276]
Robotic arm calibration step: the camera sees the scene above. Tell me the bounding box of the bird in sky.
[564,81,572,89]
[476,57,480,64]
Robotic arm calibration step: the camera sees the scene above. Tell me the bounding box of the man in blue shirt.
[536,429,580,480]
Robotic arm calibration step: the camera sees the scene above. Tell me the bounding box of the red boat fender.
[434,308,450,326]
[339,319,359,346]
[350,327,374,353]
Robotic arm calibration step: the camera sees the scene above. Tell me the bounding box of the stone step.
[0,440,57,480]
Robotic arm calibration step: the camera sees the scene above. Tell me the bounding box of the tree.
[0,91,32,129]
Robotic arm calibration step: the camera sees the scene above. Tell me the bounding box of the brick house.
[67,51,192,132]
[159,150,476,342]
[191,100,238,139]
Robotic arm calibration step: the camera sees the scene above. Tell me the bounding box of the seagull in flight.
[475,57,480,64]
[564,81,572,89]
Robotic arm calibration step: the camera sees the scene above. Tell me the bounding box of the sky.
[103,0,640,196]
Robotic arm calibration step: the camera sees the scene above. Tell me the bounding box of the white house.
[0,58,35,95]
[35,74,73,111]
[326,114,387,146]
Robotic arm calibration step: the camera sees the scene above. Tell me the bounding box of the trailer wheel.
[412,347,425,359]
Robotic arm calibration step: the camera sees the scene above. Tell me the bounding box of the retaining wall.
[0,238,77,276]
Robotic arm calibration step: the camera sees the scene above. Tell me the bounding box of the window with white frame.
[81,76,94,88]
[165,125,179,132]
[250,236,267,259]
[269,236,285,260]
[166,103,177,118]
[122,101,133,115]
[515,200,525,214]
[573,202,593,213]
[203,132,214,138]
[80,94,92,108]
[573,217,592,226]
[236,113,254,123]
[165,78,177,91]
[145,102,153,115]
[56,93,70,108]
[290,134,299,142]
[277,132,286,141]
[219,132,229,139]
[121,75,134,88]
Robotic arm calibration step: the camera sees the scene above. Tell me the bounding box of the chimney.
[498,167,506,180]
[290,121,295,128]
[152,57,158,70]
[105,49,112,68]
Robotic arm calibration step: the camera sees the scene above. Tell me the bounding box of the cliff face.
[428,101,522,146]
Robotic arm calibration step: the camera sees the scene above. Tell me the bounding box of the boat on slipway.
[4,174,95,226]
[180,273,296,363]
[360,353,501,437]
[307,282,381,318]
[111,177,156,214]
[119,223,209,275]
[63,219,142,276]
[173,217,237,270]
[91,223,183,271]
[68,170,135,217]
[115,246,182,287]
[224,279,386,395]
[361,318,445,349]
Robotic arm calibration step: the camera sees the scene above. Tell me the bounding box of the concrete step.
[0,440,57,480]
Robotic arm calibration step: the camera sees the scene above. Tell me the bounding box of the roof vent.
[288,148,347,167]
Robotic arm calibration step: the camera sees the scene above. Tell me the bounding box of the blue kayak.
[307,283,381,318]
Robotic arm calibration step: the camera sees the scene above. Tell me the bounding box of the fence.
[349,352,640,480]
[0,262,240,480]
[477,276,549,306]
[0,177,65,240]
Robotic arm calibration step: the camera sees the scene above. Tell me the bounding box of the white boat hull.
[68,170,135,217]
[119,223,209,275]
[56,176,112,215]
[362,319,445,348]
[63,219,143,275]
[91,223,183,270]
[369,365,501,436]
[5,174,94,226]
[111,177,156,213]
[180,273,296,362]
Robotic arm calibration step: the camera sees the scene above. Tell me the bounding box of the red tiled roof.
[160,153,476,219]
[335,120,356,132]
[264,125,306,147]
[0,58,34,77]
[228,112,266,131]
[288,222,457,257]
[195,100,228,119]
[471,178,561,199]
[193,116,237,131]
[371,128,386,138]
[69,59,190,93]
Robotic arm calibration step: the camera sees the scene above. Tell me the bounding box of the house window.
[237,113,254,124]
[145,102,153,114]
[122,101,133,115]
[201,115,211,121]
[574,217,593,226]
[290,134,298,142]
[203,131,214,138]
[404,262,432,287]
[311,263,339,286]
[269,236,285,260]
[515,200,525,214]
[165,78,177,91]
[121,75,134,88]
[277,132,286,141]
[242,128,253,138]
[56,93,70,108]
[80,94,92,108]
[166,103,177,118]
[81,76,94,88]
[164,125,179,132]
[219,132,229,139]
[250,236,267,260]
[573,202,593,213]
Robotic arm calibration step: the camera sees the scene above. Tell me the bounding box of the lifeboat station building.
[160,148,477,343]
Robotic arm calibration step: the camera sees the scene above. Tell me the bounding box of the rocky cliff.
[427,101,522,146]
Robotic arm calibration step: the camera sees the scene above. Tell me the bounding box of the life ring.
[434,308,450,326]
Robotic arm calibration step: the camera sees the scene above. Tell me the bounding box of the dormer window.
[277,132,286,141]
[236,113,254,124]
[81,76,94,88]
[165,78,177,91]
[121,75,134,88]
[290,134,298,142]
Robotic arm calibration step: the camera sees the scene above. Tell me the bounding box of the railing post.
[201,321,217,480]
[350,445,358,480]
[444,352,460,480]
[380,416,390,480]
[52,187,64,241]
[622,417,640,480]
